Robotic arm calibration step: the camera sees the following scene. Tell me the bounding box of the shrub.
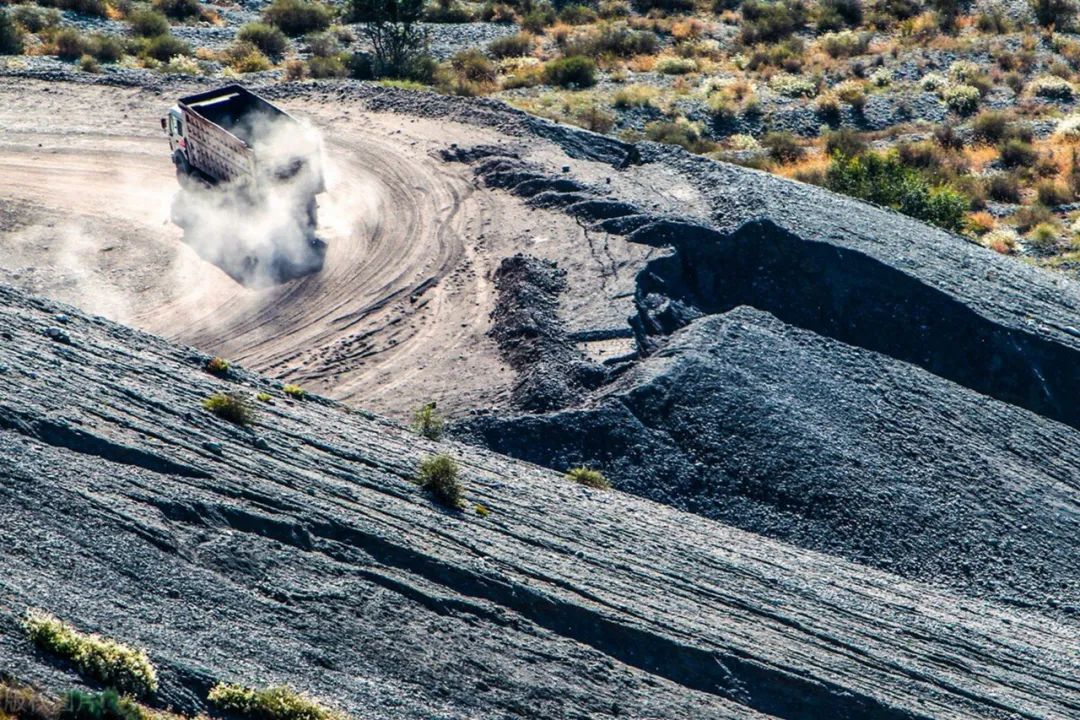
[202,392,254,424]
[613,83,656,108]
[919,71,947,92]
[655,55,697,75]
[1036,180,1073,206]
[487,31,531,58]
[282,383,306,399]
[1,680,59,720]
[129,9,170,37]
[565,467,611,489]
[237,22,287,60]
[834,79,866,109]
[411,401,444,440]
[542,55,595,88]
[416,454,464,508]
[942,84,979,115]
[768,71,816,97]
[348,51,373,78]
[645,119,712,153]
[59,691,144,720]
[820,29,869,58]
[424,0,474,22]
[145,34,191,60]
[304,53,343,76]
[208,684,344,720]
[1028,221,1061,248]
[12,5,60,33]
[54,28,89,59]
[869,68,891,87]
[87,33,123,62]
[1030,0,1077,28]
[520,5,555,31]
[762,131,804,163]
[565,23,658,57]
[55,0,108,17]
[263,0,333,37]
[981,228,1018,254]
[1028,75,1075,99]
[162,54,200,73]
[824,128,866,158]
[998,138,1038,168]
[0,9,24,55]
[24,610,158,698]
[79,53,100,72]
[971,110,1012,144]
[740,0,807,44]
[205,356,230,376]
[817,0,862,30]
[634,0,695,12]
[153,0,202,20]
[985,173,1021,202]
[826,151,968,231]
[451,47,496,83]
[558,4,597,24]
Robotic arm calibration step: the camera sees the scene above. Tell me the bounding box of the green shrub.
[835,79,866,109]
[1036,180,1072,206]
[424,0,474,22]
[54,27,88,59]
[998,137,1038,168]
[411,401,444,440]
[817,0,862,29]
[655,55,696,75]
[558,3,596,23]
[145,33,191,60]
[59,691,144,720]
[645,119,713,153]
[942,84,980,114]
[1028,221,1060,248]
[826,150,968,231]
[1030,0,1076,28]
[0,9,24,55]
[282,383,306,399]
[819,29,869,58]
[1028,75,1075,99]
[417,454,464,508]
[348,50,373,78]
[520,5,555,32]
[634,0,695,11]
[225,41,272,72]
[24,610,158,698]
[451,47,496,83]
[740,0,807,44]
[564,23,658,58]
[976,8,1012,32]
[542,55,595,88]
[971,110,1012,143]
[237,22,287,60]
[565,467,611,489]
[208,684,343,720]
[985,173,1021,202]
[56,0,108,18]
[79,53,100,72]
[263,0,333,37]
[202,392,254,424]
[205,356,230,376]
[128,9,170,37]
[487,31,532,58]
[824,128,867,158]
[762,131,804,163]
[768,71,816,97]
[153,0,202,20]
[11,5,60,33]
[88,33,124,62]
[308,53,347,77]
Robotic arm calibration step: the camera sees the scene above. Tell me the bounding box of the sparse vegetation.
[208,684,344,720]
[203,392,255,424]
[59,690,145,720]
[416,454,464,508]
[565,466,611,489]
[411,401,444,440]
[205,356,230,376]
[282,383,306,399]
[0,9,25,55]
[23,610,158,698]
[264,0,333,37]
[237,23,288,61]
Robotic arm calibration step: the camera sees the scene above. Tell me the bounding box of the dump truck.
[162,84,327,283]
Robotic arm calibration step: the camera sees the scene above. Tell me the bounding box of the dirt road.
[0,78,648,417]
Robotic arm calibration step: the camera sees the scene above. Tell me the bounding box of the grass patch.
[208,684,343,720]
[23,610,158,698]
[565,466,611,489]
[203,392,255,425]
[282,383,306,399]
[417,454,464,508]
[204,356,230,376]
[411,401,444,440]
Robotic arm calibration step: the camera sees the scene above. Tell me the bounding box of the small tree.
[417,455,464,508]
[349,0,429,79]
[1030,0,1077,28]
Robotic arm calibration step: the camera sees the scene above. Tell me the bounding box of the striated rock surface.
[1,285,1078,719]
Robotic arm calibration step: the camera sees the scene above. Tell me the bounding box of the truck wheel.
[173,152,192,179]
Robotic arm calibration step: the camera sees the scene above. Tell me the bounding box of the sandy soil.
[0,78,652,418]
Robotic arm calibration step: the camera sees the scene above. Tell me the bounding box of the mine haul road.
[0,77,652,419]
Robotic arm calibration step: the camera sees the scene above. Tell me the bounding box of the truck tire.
[173,151,192,180]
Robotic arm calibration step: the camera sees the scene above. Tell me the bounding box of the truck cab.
[161,107,190,176]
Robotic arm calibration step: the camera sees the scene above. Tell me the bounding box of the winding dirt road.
[0,78,647,417]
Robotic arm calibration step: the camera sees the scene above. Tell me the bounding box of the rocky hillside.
[1,281,1078,719]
